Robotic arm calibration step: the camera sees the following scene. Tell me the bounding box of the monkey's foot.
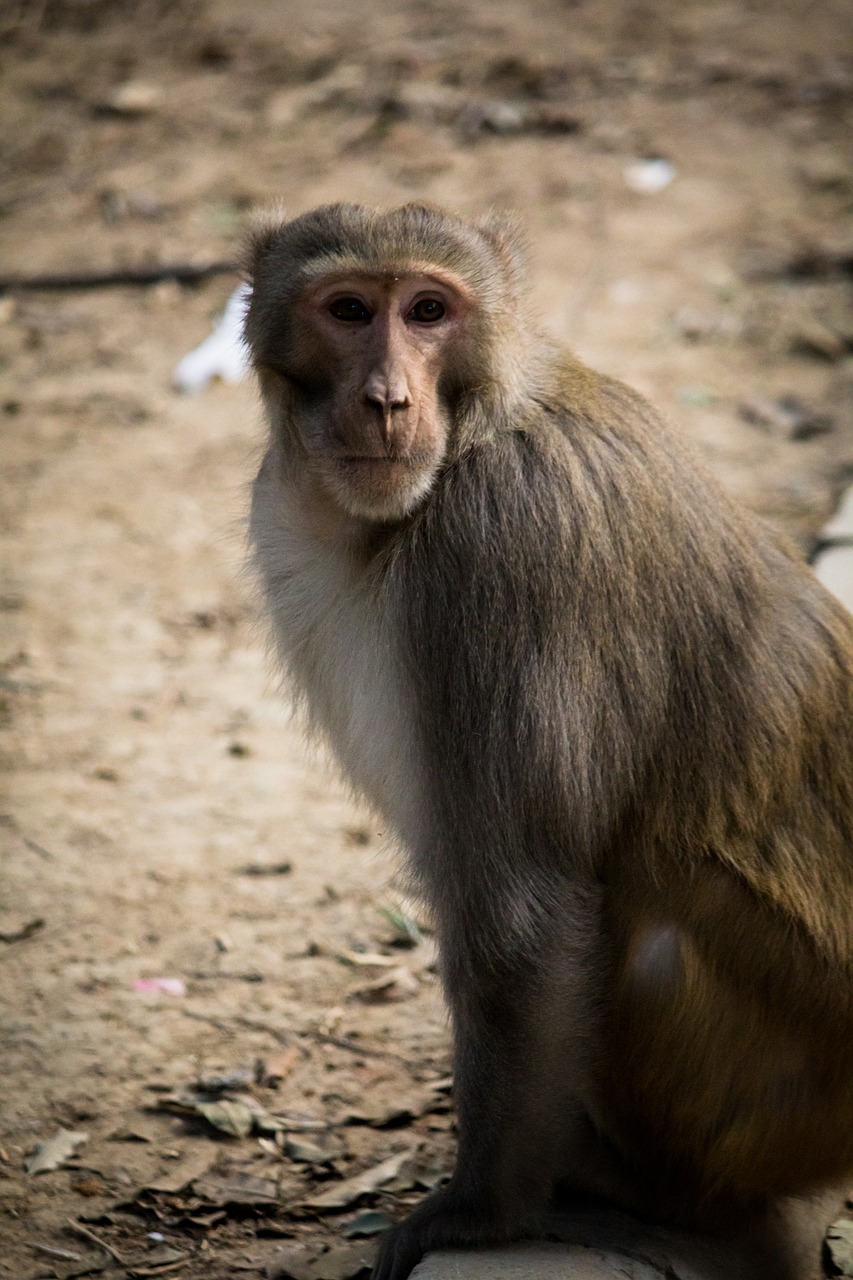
[372,1187,523,1280]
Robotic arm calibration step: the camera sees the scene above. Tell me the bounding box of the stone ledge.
[407,1196,839,1280]
[411,1242,662,1279]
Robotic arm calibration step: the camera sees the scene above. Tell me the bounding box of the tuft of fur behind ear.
[242,203,289,284]
[474,210,529,300]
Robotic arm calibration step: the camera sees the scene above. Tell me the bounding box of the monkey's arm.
[374,887,636,1280]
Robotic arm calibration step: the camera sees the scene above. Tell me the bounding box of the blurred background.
[1,2,852,1277]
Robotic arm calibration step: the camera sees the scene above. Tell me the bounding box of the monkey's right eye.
[328,297,371,323]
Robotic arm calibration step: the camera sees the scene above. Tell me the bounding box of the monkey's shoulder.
[528,355,694,477]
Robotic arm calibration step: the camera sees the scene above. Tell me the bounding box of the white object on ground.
[624,157,677,194]
[821,484,853,540]
[133,976,187,996]
[814,483,853,614]
[814,545,853,614]
[173,282,252,393]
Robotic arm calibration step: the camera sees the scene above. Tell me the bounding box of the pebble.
[623,157,677,194]
[103,80,164,116]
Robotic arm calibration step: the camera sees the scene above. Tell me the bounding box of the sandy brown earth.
[1,2,852,1277]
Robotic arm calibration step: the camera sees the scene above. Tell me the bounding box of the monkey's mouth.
[334,456,431,472]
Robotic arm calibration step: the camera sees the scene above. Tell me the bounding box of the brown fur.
[244,203,853,1280]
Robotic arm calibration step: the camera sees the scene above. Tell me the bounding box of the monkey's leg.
[374,888,620,1280]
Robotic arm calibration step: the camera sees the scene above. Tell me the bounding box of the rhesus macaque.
[244,203,853,1280]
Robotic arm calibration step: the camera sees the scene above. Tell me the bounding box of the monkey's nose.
[362,372,412,415]
[361,368,409,407]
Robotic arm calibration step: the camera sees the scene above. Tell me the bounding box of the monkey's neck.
[283,453,394,564]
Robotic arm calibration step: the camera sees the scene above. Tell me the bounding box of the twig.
[23,837,54,860]
[0,917,44,944]
[129,1260,189,1277]
[32,1244,82,1261]
[0,261,238,294]
[66,1218,127,1266]
[180,1009,240,1037]
[179,1007,410,1060]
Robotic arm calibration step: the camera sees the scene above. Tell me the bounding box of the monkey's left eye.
[409,298,446,323]
[329,297,371,322]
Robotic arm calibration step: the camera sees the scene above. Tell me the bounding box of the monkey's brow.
[299,261,472,294]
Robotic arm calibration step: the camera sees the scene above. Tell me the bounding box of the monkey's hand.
[372,1182,523,1280]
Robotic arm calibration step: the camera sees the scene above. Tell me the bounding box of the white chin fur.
[322,463,438,523]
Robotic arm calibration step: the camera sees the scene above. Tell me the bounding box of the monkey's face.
[256,271,473,523]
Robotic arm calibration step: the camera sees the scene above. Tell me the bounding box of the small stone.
[103,80,164,116]
[459,99,529,137]
[624,157,677,194]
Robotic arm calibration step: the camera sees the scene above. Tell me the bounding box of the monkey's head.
[244,202,530,522]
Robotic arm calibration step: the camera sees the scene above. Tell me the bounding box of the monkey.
[243,202,853,1280]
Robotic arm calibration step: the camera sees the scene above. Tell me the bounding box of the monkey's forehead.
[286,256,472,291]
[248,202,521,305]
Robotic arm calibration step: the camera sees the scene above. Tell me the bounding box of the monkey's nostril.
[365,392,411,414]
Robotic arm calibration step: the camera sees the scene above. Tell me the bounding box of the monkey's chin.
[322,458,439,523]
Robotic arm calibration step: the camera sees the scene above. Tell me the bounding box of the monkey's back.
[394,359,853,1207]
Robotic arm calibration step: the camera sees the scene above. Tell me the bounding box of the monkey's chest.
[260,539,423,842]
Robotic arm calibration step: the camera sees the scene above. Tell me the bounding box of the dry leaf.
[268,1242,316,1280]
[257,1110,326,1134]
[827,1219,853,1275]
[350,968,419,1003]
[50,1249,113,1278]
[302,1150,413,1211]
[308,1242,376,1279]
[377,904,423,947]
[26,1128,88,1174]
[337,950,399,968]
[145,1147,216,1194]
[283,1132,345,1164]
[126,1246,188,1277]
[196,1099,255,1138]
[341,1210,392,1238]
[192,1169,281,1207]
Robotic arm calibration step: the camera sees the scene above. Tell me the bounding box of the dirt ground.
[1,2,852,1277]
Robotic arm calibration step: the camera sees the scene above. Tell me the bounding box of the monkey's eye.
[409,298,446,323]
[328,297,371,323]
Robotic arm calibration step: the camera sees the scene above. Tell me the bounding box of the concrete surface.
[407,1189,846,1280]
[411,1242,660,1279]
[407,1211,761,1280]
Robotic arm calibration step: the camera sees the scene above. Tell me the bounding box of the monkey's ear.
[475,211,529,298]
[242,204,289,283]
